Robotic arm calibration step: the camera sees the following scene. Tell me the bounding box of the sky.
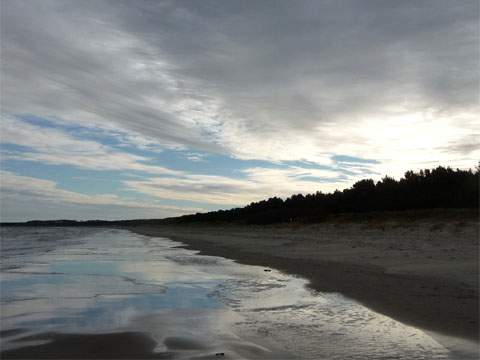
[1,0,479,221]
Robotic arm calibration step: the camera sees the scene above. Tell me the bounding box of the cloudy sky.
[1,0,478,221]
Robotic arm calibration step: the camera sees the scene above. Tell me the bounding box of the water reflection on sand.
[0,227,460,359]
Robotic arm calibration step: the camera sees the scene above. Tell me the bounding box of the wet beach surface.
[0,227,476,359]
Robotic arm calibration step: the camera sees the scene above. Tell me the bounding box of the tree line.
[2,166,478,227]
[164,166,479,225]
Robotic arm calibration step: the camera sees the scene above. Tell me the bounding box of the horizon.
[2,165,477,223]
[1,1,479,222]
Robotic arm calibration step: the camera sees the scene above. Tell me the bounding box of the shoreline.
[127,210,479,343]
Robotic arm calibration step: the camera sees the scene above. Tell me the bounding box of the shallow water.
[0,227,469,359]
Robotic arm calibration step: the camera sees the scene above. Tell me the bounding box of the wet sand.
[129,209,479,345]
[1,332,172,359]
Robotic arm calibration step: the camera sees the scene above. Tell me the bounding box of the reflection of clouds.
[233,292,450,359]
[1,228,454,358]
[121,259,234,284]
[2,297,92,320]
[3,271,165,301]
[129,309,246,356]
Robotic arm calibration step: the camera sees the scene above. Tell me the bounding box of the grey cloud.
[124,166,354,206]
[2,0,224,152]
[442,134,480,155]
[2,0,478,163]
[134,1,477,104]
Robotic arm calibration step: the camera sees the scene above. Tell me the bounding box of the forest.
[163,166,479,225]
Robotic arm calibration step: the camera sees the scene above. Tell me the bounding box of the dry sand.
[129,209,479,343]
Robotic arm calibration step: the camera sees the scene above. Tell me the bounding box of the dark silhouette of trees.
[2,166,478,227]
[166,166,479,225]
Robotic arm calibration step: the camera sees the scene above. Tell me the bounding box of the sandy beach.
[129,209,479,344]
[3,222,477,359]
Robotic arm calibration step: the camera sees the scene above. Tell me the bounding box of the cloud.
[0,116,183,175]
[2,0,478,169]
[1,116,372,210]
[0,170,201,221]
[1,0,225,153]
[441,134,480,156]
[1,1,479,221]
[124,166,354,206]
[184,153,207,162]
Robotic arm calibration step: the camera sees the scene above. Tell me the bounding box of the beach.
[3,226,465,359]
[129,209,479,348]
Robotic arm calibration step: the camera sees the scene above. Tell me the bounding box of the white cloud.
[124,166,354,206]
[1,1,479,221]
[1,116,364,211]
[184,153,207,162]
[0,170,201,221]
[0,116,183,175]
[327,110,480,178]
[2,0,478,170]
[1,0,225,153]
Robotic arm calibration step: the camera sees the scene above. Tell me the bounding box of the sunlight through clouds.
[1,0,478,220]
